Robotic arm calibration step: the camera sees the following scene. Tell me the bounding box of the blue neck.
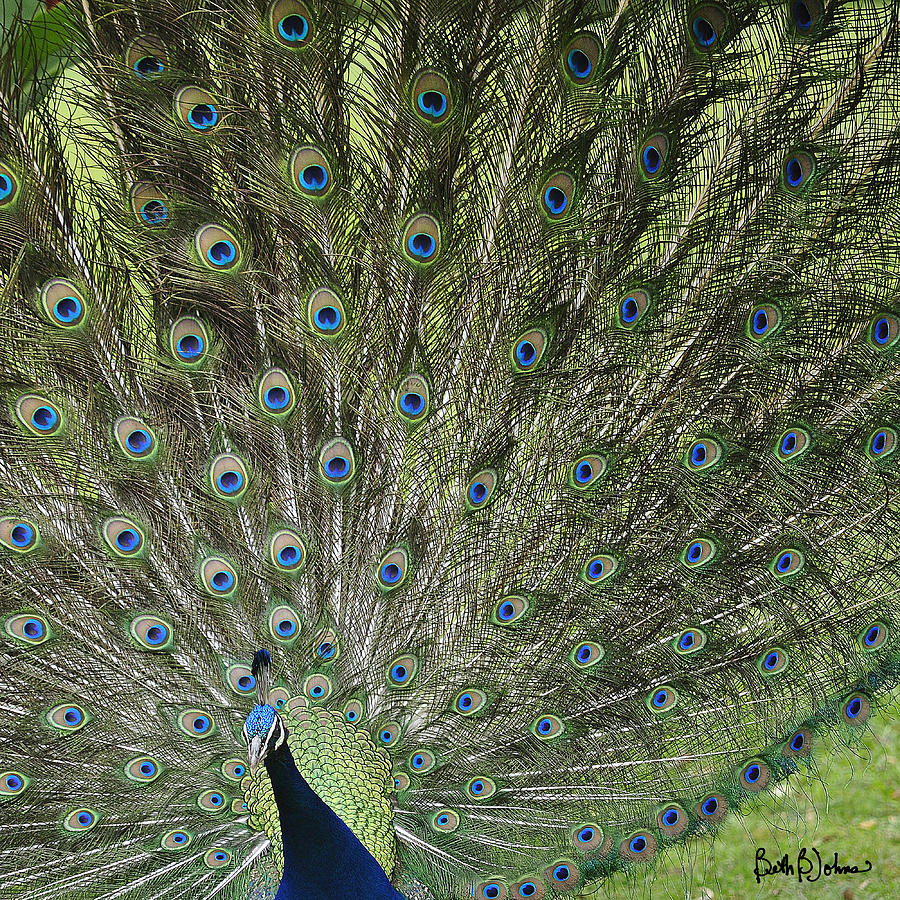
[265,740,405,900]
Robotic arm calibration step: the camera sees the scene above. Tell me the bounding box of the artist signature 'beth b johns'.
[754,846,873,884]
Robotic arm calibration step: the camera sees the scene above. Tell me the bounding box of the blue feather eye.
[64,808,99,832]
[308,287,347,337]
[869,313,900,349]
[783,727,813,757]
[270,0,313,46]
[570,453,606,489]
[200,556,238,597]
[175,87,220,132]
[195,224,242,271]
[866,426,897,459]
[178,709,215,737]
[402,213,441,264]
[454,689,488,716]
[563,33,600,84]
[0,771,29,796]
[210,454,248,501]
[269,530,306,573]
[618,287,651,327]
[411,70,452,123]
[170,316,210,365]
[395,373,431,423]
[377,722,400,745]
[0,161,19,206]
[304,674,332,701]
[431,809,460,832]
[408,749,436,773]
[511,327,548,372]
[126,36,168,77]
[570,641,603,669]
[205,848,231,868]
[161,830,193,850]
[387,654,419,688]
[739,759,770,791]
[757,647,788,675]
[125,756,161,783]
[465,776,497,800]
[47,703,89,732]
[842,693,871,725]
[39,278,87,328]
[466,468,498,510]
[681,537,716,568]
[639,135,668,179]
[114,417,158,461]
[646,686,678,714]
[291,146,332,197]
[343,699,364,723]
[198,790,227,812]
[130,182,170,227]
[684,437,723,471]
[696,793,727,822]
[129,615,172,651]
[0,518,40,553]
[621,832,657,862]
[545,861,579,889]
[492,594,529,625]
[15,395,63,436]
[540,172,574,220]
[377,547,410,590]
[673,628,707,654]
[771,548,804,577]
[658,804,688,837]
[259,368,296,416]
[790,1,822,32]
[859,621,888,651]
[222,760,246,780]
[748,303,782,340]
[103,516,146,558]
[319,437,356,488]
[782,151,815,191]
[776,427,811,461]
[688,4,726,51]
[572,823,604,850]
[226,664,257,695]
[582,553,618,584]
[532,714,564,739]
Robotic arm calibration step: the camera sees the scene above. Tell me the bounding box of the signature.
[754,847,872,884]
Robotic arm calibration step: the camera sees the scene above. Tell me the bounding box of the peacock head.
[242,648,285,772]
[242,702,286,772]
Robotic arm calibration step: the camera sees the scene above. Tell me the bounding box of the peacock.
[1,0,900,897]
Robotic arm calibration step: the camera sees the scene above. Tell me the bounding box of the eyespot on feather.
[102,516,147,559]
[225,664,257,695]
[175,87,221,132]
[126,35,168,77]
[0,160,20,207]
[64,808,99,832]
[210,454,249,502]
[869,313,900,349]
[0,771,30,796]
[544,860,580,891]
[619,832,657,862]
[195,224,242,271]
[114,417,158,461]
[313,630,339,661]
[387,653,419,688]
[393,772,410,792]
[531,714,564,740]
[842,693,871,725]
[170,317,210,365]
[5,613,50,644]
[540,172,575,220]
[739,759,770,791]
[747,303,782,340]
[396,373,430,423]
[402,214,441,265]
[570,453,607,489]
[684,437,723,471]
[177,709,216,738]
[570,641,603,669]
[757,647,788,676]
[657,804,688,837]
[129,614,173,651]
[200,556,238,597]
[688,4,727,52]
[695,793,728,823]
[866,426,897,460]
[782,727,813,757]
[161,830,193,850]
[430,809,459,832]
[343,698,364,723]
[572,824,604,851]
[198,790,228,812]
[581,553,618,584]
[411,70,452,123]
[492,594,530,625]
[269,529,306,573]
[0,518,40,553]
[259,368,296,416]
[15,395,63,437]
[39,278,87,328]
[408,749,436,773]
[782,151,815,192]
[465,776,497,800]
[639,135,668,180]
[646,685,678,715]
[562,33,600,84]
[130,183,170,228]
[377,547,410,591]
[466,468,498,510]
[291,145,332,197]
[511,876,547,898]
[474,881,508,900]
[771,548,804,578]
[308,288,347,338]
[303,673,332,702]
[453,689,488,716]
[680,537,716,568]
[776,427,811,461]
[511,327,548,372]
[673,628,707,655]
[618,288,651,328]
[269,0,315,47]
[47,703,89,732]
[859,621,888,651]
[204,848,231,868]
[221,759,247,781]
[125,756,161,783]
[376,721,401,746]
[788,0,823,34]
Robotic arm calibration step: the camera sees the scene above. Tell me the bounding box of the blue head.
[242,649,286,771]
[243,703,286,772]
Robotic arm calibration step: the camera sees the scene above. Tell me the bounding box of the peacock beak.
[247,734,265,774]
